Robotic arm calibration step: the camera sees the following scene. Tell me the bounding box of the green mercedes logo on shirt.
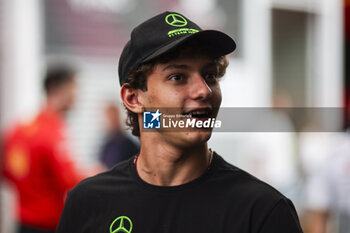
[110,216,133,233]
[165,13,188,27]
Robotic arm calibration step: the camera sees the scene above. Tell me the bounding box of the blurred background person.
[303,133,350,233]
[1,65,87,233]
[99,103,139,169]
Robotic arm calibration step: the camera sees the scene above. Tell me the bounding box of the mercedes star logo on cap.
[165,13,188,27]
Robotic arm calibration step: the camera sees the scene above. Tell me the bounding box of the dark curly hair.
[122,43,229,136]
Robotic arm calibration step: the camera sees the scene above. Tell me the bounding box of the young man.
[57,11,304,233]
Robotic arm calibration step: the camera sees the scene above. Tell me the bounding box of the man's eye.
[169,74,184,81]
[203,73,218,80]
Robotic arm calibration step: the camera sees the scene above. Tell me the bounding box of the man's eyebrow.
[162,64,190,71]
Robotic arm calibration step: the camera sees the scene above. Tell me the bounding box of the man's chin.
[183,129,213,144]
[60,104,74,114]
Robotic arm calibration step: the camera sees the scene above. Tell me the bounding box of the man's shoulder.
[212,152,287,203]
[211,154,302,232]
[69,158,134,198]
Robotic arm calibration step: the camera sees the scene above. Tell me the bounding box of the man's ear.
[120,84,144,114]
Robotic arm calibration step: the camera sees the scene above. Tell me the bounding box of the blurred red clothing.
[1,109,84,230]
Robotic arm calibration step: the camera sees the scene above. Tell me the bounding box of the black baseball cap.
[118,11,236,86]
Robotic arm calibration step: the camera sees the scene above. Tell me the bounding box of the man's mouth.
[183,108,213,119]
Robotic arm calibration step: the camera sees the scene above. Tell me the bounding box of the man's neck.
[44,99,66,116]
[136,138,212,186]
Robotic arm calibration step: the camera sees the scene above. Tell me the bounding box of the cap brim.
[143,30,236,62]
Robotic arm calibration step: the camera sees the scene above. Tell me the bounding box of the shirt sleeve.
[56,189,84,233]
[56,190,75,233]
[259,198,304,233]
[57,182,98,233]
[57,188,92,233]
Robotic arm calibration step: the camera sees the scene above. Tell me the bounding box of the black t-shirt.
[57,152,304,233]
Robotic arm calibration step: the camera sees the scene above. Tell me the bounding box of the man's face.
[138,54,222,148]
[57,79,77,113]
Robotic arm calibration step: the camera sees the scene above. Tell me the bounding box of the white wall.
[1,1,43,233]
[0,0,43,131]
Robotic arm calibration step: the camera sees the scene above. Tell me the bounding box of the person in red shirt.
[2,65,84,233]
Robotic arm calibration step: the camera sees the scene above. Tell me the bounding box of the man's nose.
[189,74,212,100]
